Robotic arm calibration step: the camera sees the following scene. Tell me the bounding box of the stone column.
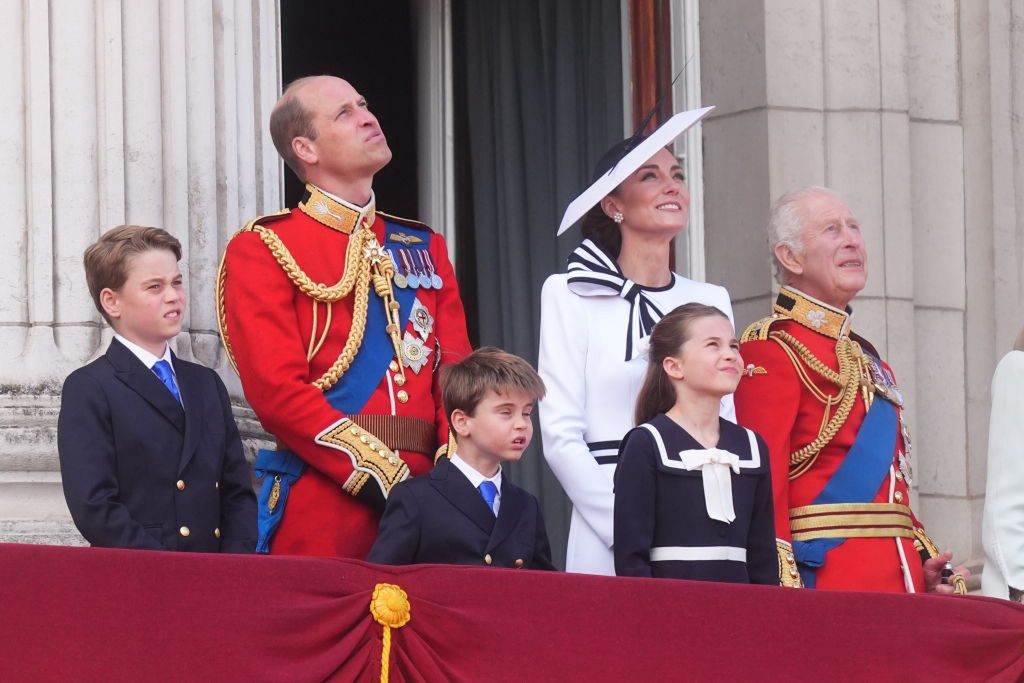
[0,0,281,544]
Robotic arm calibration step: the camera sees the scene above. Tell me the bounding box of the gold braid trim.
[769,330,871,479]
[912,527,941,559]
[777,541,803,587]
[219,213,407,393]
[216,210,291,375]
[317,418,409,497]
[740,314,787,342]
[253,223,370,303]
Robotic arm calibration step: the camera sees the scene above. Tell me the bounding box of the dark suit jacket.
[367,457,555,570]
[57,338,257,552]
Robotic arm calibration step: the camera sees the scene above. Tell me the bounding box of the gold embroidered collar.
[773,286,851,339]
[298,184,376,234]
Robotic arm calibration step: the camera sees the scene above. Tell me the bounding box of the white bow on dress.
[679,448,741,523]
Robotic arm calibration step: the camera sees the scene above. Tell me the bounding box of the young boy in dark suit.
[368,347,554,570]
[57,225,257,552]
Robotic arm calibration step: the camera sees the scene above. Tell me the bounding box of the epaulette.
[239,208,292,233]
[377,210,435,233]
[216,209,292,375]
[740,313,790,342]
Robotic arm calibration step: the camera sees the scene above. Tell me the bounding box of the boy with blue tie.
[368,347,554,570]
[57,226,257,552]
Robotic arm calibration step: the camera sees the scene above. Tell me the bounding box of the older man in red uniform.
[734,187,966,592]
[218,75,471,557]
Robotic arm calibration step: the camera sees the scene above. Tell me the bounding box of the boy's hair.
[442,347,546,418]
[84,225,182,324]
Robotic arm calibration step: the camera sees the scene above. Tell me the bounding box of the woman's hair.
[633,303,731,426]
[581,201,622,259]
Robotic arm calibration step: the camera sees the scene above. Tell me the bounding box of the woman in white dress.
[982,326,1024,601]
[539,110,736,575]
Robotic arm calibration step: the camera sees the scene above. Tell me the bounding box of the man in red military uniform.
[734,186,967,592]
[217,75,471,557]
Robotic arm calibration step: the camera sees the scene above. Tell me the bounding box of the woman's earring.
[613,212,624,224]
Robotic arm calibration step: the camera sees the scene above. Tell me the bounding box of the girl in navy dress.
[613,303,776,583]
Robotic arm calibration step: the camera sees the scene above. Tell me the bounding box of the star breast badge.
[401,331,431,374]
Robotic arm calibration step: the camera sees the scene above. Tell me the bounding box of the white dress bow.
[679,448,741,523]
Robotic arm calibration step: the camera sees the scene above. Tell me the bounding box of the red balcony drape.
[1,543,1022,681]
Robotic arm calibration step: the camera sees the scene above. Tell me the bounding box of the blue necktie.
[152,360,182,405]
[478,481,498,516]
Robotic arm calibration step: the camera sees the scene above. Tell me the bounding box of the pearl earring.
[613,212,624,224]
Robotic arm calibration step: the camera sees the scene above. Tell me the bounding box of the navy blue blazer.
[57,338,257,552]
[367,456,555,570]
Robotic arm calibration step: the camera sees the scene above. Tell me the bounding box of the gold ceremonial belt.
[789,502,916,541]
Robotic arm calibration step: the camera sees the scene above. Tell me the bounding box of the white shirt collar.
[114,333,174,372]
[450,453,502,491]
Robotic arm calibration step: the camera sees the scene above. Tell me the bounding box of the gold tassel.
[369,583,411,683]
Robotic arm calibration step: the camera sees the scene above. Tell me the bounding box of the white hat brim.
[557,105,715,236]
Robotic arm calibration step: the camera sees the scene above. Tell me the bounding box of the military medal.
[866,356,903,407]
[388,248,408,289]
[414,251,433,290]
[401,250,420,288]
[401,331,431,373]
[410,299,434,341]
[420,251,443,289]
[898,451,914,486]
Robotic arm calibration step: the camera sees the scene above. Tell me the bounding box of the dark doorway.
[279,0,419,216]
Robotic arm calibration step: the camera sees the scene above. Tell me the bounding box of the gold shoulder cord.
[740,314,782,343]
[217,217,406,392]
[769,330,873,479]
[216,211,289,375]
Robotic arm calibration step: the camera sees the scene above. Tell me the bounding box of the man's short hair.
[269,76,325,180]
[84,225,182,324]
[766,185,842,284]
[442,347,546,419]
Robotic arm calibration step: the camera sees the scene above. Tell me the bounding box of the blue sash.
[793,397,898,587]
[253,448,306,554]
[254,219,427,552]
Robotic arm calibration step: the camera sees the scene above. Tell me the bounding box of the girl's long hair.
[633,303,731,426]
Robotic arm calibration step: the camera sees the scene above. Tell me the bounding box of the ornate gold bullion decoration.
[232,211,406,392]
[770,329,871,478]
[777,541,803,588]
[743,364,767,377]
[774,286,850,340]
[912,527,941,559]
[344,471,370,497]
[299,184,376,234]
[267,475,282,513]
[741,313,784,343]
[388,231,424,246]
[745,289,875,480]
[316,419,409,497]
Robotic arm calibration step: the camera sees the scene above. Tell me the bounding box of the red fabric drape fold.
[1,543,1021,681]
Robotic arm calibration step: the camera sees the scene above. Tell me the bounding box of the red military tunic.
[734,287,937,591]
[219,184,471,558]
